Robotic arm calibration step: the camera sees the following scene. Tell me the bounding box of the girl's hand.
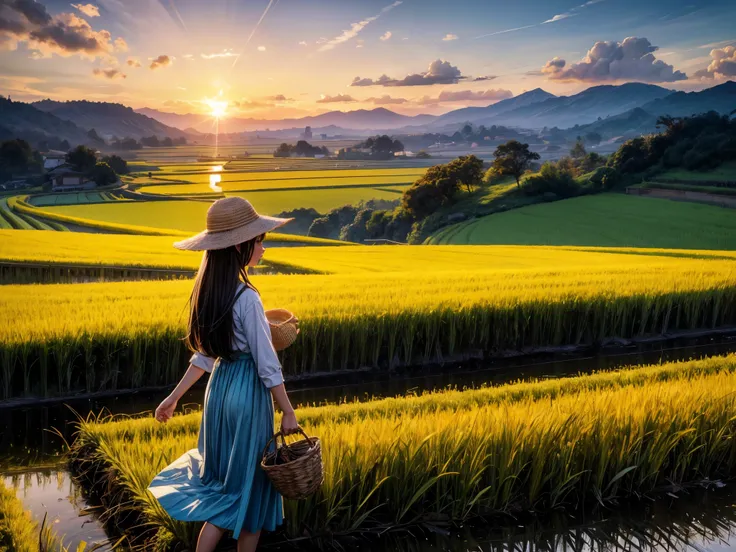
[281,411,299,435]
[155,395,178,423]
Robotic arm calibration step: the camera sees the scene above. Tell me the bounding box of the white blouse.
[189,283,284,389]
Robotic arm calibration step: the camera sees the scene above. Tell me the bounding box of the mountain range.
[1,81,734,148]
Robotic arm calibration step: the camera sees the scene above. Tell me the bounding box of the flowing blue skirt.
[147,352,284,538]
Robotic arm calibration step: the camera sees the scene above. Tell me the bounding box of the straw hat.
[174,197,293,251]
[266,309,299,351]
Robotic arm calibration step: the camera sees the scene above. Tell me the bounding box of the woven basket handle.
[261,425,314,460]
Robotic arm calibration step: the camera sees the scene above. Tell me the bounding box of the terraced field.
[28,191,126,206]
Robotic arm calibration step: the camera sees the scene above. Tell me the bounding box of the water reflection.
[3,469,112,551]
[285,484,736,552]
[209,164,223,192]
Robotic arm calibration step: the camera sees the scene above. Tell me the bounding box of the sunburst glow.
[205,99,228,119]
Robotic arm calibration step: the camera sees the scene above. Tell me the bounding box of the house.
[48,165,96,191]
[394,151,415,158]
[41,150,67,170]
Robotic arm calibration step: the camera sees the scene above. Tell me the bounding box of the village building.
[41,150,67,170]
[47,165,96,192]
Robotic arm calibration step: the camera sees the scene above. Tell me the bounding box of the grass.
[652,162,736,184]
[428,194,736,249]
[29,192,129,207]
[69,354,736,548]
[1,253,735,398]
[636,181,736,196]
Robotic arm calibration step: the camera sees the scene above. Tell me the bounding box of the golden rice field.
[70,354,736,547]
[1,253,735,398]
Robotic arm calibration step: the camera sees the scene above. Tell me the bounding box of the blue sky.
[0,0,734,117]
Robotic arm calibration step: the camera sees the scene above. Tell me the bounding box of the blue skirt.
[147,352,284,538]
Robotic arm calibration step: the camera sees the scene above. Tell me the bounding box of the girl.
[148,196,300,552]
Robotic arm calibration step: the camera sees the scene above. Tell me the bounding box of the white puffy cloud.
[693,45,736,79]
[380,31,391,41]
[71,4,100,17]
[351,59,465,87]
[541,37,687,82]
[317,94,357,103]
[257,45,266,52]
[442,33,458,41]
[114,36,127,51]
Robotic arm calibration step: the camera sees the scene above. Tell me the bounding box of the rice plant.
[69,354,736,549]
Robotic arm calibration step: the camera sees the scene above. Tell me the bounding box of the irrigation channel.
[2,333,736,551]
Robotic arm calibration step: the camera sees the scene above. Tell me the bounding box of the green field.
[28,191,125,206]
[652,162,736,183]
[43,187,406,229]
[428,194,736,249]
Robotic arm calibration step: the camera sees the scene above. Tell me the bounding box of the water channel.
[1,333,735,551]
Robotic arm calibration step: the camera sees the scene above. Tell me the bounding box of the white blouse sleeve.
[237,289,285,389]
[190,351,216,373]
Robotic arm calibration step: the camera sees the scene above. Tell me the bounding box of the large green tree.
[65,145,97,172]
[0,139,40,178]
[491,140,540,188]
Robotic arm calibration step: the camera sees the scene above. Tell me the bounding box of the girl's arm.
[155,364,206,422]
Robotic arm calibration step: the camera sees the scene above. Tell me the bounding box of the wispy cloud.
[476,0,605,39]
[93,67,125,79]
[232,0,279,68]
[318,1,402,52]
[257,45,266,51]
[442,33,458,41]
[126,57,141,67]
[380,31,392,41]
[201,49,237,59]
[317,93,357,103]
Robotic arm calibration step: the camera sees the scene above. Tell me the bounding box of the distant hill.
[641,81,736,118]
[33,100,189,140]
[0,96,90,146]
[560,107,659,141]
[137,106,437,133]
[430,88,557,129]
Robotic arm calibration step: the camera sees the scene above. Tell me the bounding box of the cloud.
[93,67,125,79]
[380,31,391,41]
[351,59,465,87]
[366,94,408,105]
[126,56,140,67]
[201,48,237,59]
[318,0,402,52]
[257,45,266,51]
[412,89,513,105]
[0,2,122,60]
[472,75,497,81]
[475,0,605,39]
[541,37,687,82]
[182,53,194,60]
[114,36,126,51]
[693,45,736,79]
[264,94,293,102]
[317,93,357,103]
[71,4,100,17]
[442,33,458,41]
[298,40,307,46]
[149,54,172,69]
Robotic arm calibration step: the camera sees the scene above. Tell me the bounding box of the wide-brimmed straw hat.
[174,197,293,251]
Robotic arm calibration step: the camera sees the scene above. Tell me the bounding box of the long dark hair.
[184,234,263,360]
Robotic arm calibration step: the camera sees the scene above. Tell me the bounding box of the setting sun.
[205,99,228,119]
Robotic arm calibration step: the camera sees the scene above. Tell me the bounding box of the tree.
[447,155,484,192]
[102,154,129,174]
[0,139,35,178]
[65,145,97,172]
[274,143,291,158]
[461,124,473,137]
[584,132,602,146]
[89,162,117,186]
[161,136,174,147]
[570,139,586,159]
[491,140,540,188]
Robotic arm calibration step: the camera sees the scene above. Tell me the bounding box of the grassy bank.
[427,194,736,249]
[1,254,735,399]
[70,354,736,549]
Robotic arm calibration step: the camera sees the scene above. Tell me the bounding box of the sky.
[0,0,735,120]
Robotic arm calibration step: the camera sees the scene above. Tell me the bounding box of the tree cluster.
[609,111,736,174]
[0,139,42,180]
[356,135,405,153]
[274,140,329,158]
[64,145,122,185]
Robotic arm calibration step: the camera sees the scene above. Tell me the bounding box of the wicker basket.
[265,309,299,352]
[260,427,323,500]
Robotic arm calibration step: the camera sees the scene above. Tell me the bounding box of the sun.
[205,99,228,119]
